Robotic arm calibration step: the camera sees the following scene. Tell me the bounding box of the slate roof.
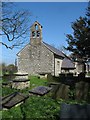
[43,42,65,58]
[2,92,29,109]
[61,57,75,69]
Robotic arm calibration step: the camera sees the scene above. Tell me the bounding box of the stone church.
[17,21,75,76]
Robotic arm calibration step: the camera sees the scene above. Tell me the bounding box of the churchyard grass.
[2,75,47,96]
[2,76,61,119]
[1,75,90,119]
[29,76,47,89]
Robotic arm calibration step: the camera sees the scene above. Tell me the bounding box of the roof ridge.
[43,41,65,58]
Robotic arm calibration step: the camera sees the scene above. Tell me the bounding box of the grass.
[2,105,23,119]
[29,76,47,89]
[0,111,2,120]
[20,96,60,119]
[2,76,47,97]
[2,96,61,119]
[2,87,18,97]
[2,75,90,119]
[2,76,61,119]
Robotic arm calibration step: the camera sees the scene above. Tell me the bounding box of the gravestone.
[60,103,90,119]
[75,81,89,101]
[29,86,52,96]
[12,72,30,90]
[52,83,70,100]
[2,92,29,109]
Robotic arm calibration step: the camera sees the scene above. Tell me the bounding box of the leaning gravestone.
[60,103,90,119]
[52,83,70,100]
[75,81,89,101]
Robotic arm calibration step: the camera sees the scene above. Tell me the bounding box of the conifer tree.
[65,3,90,72]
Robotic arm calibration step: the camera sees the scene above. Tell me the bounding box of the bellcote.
[30,21,42,45]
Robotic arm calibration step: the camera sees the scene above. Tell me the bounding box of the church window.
[32,31,35,37]
[35,24,38,30]
[37,31,40,37]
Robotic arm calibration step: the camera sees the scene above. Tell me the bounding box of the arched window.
[35,24,38,30]
[37,31,40,37]
[32,31,35,37]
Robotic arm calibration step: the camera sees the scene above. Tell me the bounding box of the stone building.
[74,61,90,74]
[17,21,75,76]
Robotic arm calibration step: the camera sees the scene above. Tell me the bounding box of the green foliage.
[2,106,23,119]
[2,87,18,97]
[29,76,47,89]
[2,76,47,97]
[65,4,90,61]
[20,96,60,119]
[2,75,90,119]
[0,111,2,120]
[1,63,17,75]
[2,76,60,119]
[1,63,7,75]
[2,96,61,119]
[7,64,17,74]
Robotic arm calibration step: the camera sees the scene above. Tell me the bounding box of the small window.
[32,31,35,37]
[35,24,38,30]
[37,31,40,37]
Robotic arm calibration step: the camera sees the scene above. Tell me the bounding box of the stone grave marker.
[75,81,89,101]
[12,72,30,90]
[2,92,29,109]
[52,83,70,100]
[29,86,52,96]
[60,103,90,119]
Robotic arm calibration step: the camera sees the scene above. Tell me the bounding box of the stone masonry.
[17,43,54,75]
[17,21,75,76]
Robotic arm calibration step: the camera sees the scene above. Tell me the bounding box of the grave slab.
[29,86,52,96]
[2,92,29,109]
[60,103,90,119]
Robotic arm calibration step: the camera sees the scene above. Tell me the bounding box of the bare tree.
[0,2,31,49]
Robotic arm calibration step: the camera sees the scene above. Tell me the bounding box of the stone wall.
[17,44,31,73]
[17,43,54,75]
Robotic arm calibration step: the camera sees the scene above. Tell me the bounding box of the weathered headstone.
[75,81,89,101]
[52,83,70,100]
[60,103,90,119]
